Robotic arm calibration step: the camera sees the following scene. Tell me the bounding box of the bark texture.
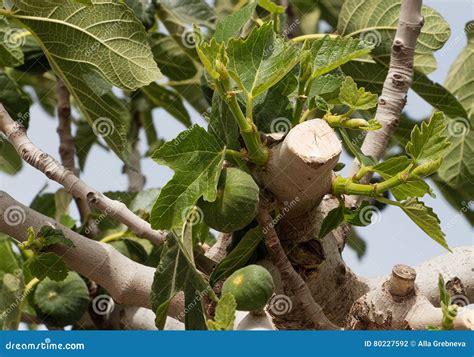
[270,197,370,328]
[370,246,474,306]
[0,191,183,318]
[108,306,184,330]
[261,119,341,217]
[347,263,473,330]
[257,205,339,330]
[124,143,146,193]
[56,80,91,222]
[350,0,424,179]
[0,104,165,246]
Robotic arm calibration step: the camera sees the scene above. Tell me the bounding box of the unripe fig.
[33,272,89,327]
[222,265,274,312]
[198,167,259,233]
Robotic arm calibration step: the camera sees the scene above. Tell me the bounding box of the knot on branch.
[391,73,407,87]
[86,192,99,205]
[392,39,404,53]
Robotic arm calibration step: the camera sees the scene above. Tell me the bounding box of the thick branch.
[0,104,165,246]
[370,246,474,306]
[56,80,91,223]
[257,205,339,330]
[350,0,424,178]
[406,300,473,330]
[261,119,341,217]
[0,191,183,318]
[108,306,184,330]
[348,263,473,330]
[0,191,152,307]
[273,196,370,327]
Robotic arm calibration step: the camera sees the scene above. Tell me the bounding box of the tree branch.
[370,246,474,306]
[56,80,91,223]
[349,0,424,179]
[0,190,183,318]
[348,263,473,330]
[0,190,152,308]
[108,306,184,330]
[124,143,145,193]
[405,300,474,330]
[123,110,146,193]
[0,104,165,246]
[257,205,339,330]
[205,233,232,264]
[261,119,341,217]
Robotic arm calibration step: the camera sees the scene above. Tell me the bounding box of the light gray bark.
[268,197,370,328]
[349,0,424,180]
[261,119,341,217]
[370,246,474,306]
[0,191,183,319]
[348,262,474,330]
[108,306,184,330]
[0,104,165,246]
[257,205,339,330]
[124,143,146,193]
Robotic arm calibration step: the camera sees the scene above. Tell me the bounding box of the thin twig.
[56,80,91,223]
[0,104,165,246]
[123,112,145,192]
[124,143,146,192]
[257,205,339,330]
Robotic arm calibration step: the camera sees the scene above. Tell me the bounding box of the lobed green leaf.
[308,35,373,79]
[11,0,161,160]
[25,252,69,281]
[214,1,257,43]
[226,22,300,98]
[406,112,451,163]
[399,199,450,251]
[151,125,225,230]
[207,293,236,330]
